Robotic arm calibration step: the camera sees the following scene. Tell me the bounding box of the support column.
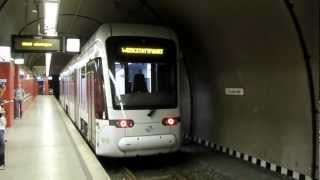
[0,62,15,127]
[14,64,20,89]
[44,79,49,95]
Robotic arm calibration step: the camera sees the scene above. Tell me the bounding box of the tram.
[60,23,181,157]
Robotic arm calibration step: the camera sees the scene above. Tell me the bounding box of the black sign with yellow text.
[12,35,62,53]
[106,36,176,63]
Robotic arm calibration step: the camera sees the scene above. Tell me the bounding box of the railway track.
[101,145,291,180]
[119,166,188,180]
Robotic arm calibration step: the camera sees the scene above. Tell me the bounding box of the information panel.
[12,35,62,53]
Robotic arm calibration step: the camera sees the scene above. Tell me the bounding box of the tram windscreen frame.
[106,36,178,110]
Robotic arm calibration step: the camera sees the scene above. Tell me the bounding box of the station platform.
[0,96,109,180]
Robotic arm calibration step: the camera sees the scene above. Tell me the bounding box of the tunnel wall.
[149,0,318,176]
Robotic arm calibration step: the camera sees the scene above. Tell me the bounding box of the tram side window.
[87,58,106,119]
[80,67,86,109]
[73,71,77,102]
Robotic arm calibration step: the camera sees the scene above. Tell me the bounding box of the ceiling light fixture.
[44,2,59,36]
[43,1,59,77]
[45,53,52,77]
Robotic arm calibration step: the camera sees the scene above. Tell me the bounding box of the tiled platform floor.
[0,96,88,180]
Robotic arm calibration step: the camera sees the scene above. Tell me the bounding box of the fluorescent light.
[44,2,59,36]
[48,76,52,80]
[15,58,24,64]
[66,38,80,52]
[0,46,11,61]
[45,53,52,77]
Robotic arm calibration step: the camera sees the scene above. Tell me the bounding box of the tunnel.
[0,0,318,179]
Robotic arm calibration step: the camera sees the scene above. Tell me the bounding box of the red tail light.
[162,117,179,126]
[113,119,134,128]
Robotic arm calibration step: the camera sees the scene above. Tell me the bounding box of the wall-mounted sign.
[225,88,245,96]
[65,38,80,53]
[0,46,11,61]
[12,35,62,53]
[14,58,24,65]
[121,47,164,55]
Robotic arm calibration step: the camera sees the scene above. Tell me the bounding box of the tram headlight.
[113,119,134,128]
[162,117,179,126]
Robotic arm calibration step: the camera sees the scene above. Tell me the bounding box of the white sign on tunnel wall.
[225,88,245,96]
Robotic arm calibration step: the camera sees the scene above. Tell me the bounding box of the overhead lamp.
[45,53,52,77]
[44,2,59,36]
[15,58,24,65]
[43,1,59,78]
[66,38,80,53]
[0,46,11,61]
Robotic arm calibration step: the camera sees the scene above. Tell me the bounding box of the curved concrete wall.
[149,0,318,176]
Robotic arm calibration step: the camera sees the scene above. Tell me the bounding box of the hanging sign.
[12,35,62,53]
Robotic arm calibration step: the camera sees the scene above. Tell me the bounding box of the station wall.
[149,0,318,177]
[0,62,38,127]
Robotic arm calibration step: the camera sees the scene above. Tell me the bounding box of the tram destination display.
[107,36,176,63]
[12,35,62,53]
[121,47,164,55]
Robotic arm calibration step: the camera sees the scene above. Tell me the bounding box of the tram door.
[86,60,96,147]
[73,71,79,125]
[86,57,105,148]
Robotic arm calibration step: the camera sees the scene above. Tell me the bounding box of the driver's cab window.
[115,63,152,95]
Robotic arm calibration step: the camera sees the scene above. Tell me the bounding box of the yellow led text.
[21,41,53,47]
[121,47,164,55]
[21,42,33,46]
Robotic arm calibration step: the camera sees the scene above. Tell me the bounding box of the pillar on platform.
[44,79,49,95]
[0,62,15,127]
[14,64,20,89]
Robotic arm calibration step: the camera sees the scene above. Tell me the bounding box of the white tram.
[59,23,181,157]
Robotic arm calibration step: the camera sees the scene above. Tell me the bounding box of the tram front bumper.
[118,134,176,151]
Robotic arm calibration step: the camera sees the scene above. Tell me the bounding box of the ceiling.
[0,0,317,78]
[0,0,161,75]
